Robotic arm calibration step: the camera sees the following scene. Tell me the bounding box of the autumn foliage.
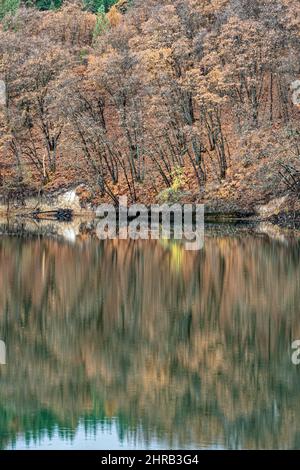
[0,0,300,208]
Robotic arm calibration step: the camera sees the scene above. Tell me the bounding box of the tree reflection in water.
[0,229,300,449]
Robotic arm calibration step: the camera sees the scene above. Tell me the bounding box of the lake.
[0,223,300,450]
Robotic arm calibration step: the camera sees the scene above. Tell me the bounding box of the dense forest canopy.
[0,0,118,17]
[0,0,300,209]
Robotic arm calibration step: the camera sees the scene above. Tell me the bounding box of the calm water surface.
[0,225,300,450]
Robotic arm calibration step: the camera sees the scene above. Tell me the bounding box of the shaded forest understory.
[0,0,300,214]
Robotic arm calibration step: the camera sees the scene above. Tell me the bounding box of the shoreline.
[1,206,300,232]
[1,186,300,232]
[1,213,300,245]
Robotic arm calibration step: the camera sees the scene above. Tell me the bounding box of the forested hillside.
[0,0,300,211]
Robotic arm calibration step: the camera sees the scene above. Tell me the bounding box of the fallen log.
[30,208,73,222]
